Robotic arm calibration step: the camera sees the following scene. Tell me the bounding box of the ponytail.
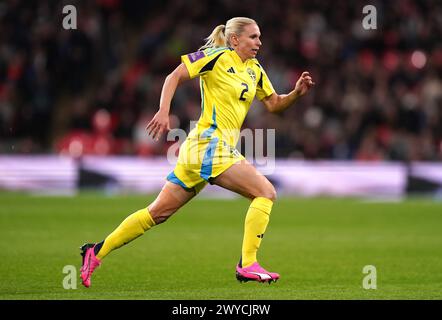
[199,17,257,51]
[199,24,227,50]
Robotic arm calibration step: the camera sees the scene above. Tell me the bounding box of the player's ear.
[230,33,239,46]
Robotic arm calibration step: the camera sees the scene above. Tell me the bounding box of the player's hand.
[294,71,315,97]
[146,110,171,141]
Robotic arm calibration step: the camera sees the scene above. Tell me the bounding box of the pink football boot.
[80,243,101,288]
[236,262,280,284]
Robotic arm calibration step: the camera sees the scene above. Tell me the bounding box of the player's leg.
[211,160,279,282]
[80,181,196,287]
[211,159,276,201]
[95,181,196,259]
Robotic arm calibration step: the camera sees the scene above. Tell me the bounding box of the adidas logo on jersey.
[227,67,235,73]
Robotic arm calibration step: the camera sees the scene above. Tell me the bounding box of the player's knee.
[256,184,277,202]
[266,185,277,202]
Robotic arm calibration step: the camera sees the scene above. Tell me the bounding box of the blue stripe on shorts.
[200,137,219,181]
[166,171,190,190]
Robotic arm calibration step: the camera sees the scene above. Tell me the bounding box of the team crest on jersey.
[247,68,256,84]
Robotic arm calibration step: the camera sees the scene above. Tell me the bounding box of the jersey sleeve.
[181,49,225,79]
[255,65,275,101]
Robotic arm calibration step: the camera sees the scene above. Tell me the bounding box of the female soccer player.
[80,17,314,287]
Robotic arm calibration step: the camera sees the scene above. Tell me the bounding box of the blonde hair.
[199,17,257,50]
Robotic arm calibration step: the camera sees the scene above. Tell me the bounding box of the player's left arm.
[262,71,315,113]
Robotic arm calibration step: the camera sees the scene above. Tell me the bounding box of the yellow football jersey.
[181,47,275,146]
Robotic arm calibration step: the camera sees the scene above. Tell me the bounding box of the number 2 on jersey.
[239,83,248,101]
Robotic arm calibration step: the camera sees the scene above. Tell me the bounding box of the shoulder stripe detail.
[206,47,228,56]
[199,52,225,74]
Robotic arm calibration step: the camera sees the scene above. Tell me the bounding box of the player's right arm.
[146,63,190,141]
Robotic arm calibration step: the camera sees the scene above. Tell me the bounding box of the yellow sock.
[96,208,156,260]
[241,197,273,268]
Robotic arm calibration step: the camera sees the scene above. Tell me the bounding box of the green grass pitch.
[1,192,441,300]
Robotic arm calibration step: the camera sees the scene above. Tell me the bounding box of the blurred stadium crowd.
[0,0,441,161]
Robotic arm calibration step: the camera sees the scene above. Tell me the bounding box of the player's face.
[235,24,262,61]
